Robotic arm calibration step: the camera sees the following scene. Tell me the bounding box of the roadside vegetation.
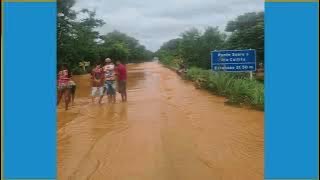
[155,12,264,110]
[185,68,264,110]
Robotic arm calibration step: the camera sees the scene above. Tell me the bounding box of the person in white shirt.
[103,58,116,103]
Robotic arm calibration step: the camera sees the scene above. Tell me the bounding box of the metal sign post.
[249,49,254,80]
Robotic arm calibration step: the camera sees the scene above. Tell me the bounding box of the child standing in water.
[91,63,104,104]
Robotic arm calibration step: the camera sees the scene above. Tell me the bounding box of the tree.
[105,42,129,63]
[57,1,153,74]
[197,27,226,69]
[157,27,226,69]
[156,11,264,69]
[100,31,153,63]
[57,0,77,66]
[179,28,202,67]
[225,12,264,64]
[71,9,105,66]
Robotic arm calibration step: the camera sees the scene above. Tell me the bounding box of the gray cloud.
[73,0,264,51]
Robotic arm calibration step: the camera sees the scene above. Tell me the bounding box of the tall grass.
[185,67,264,110]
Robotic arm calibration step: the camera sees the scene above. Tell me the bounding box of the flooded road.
[57,62,264,180]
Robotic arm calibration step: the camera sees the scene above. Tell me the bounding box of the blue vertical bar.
[3,2,56,179]
[265,2,318,179]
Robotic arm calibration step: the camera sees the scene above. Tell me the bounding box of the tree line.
[155,12,264,70]
[58,0,153,74]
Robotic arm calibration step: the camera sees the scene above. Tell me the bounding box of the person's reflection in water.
[118,103,128,131]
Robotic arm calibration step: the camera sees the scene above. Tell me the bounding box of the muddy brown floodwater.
[57,62,264,180]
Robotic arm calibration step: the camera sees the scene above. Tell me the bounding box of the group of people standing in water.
[91,58,127,104]
[57,58,127,110]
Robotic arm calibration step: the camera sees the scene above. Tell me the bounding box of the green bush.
[185,67,264,110]
[158,54,179,69]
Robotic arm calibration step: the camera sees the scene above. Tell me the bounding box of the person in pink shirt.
[115,60,127,102]
[57,64,72,110]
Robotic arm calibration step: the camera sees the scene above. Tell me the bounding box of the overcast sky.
[73,0,264,52]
